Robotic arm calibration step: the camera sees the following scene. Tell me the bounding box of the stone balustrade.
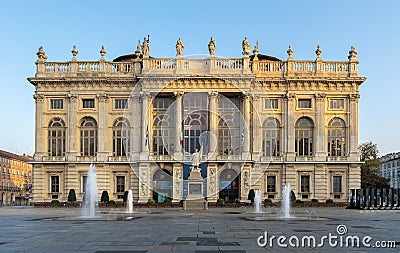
[35,57,358,78]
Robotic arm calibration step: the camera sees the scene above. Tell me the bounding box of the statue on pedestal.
[208,36,216,56]
[242,37,251,56]
[191,149,201,172]
[142,35,150,57]
[176,38,184,57]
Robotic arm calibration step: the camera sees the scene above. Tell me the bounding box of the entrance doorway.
[152,169,172,203]
[219,168,240,203]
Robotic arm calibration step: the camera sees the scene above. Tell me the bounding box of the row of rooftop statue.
[349,188,400,210]
[140,35,254,58]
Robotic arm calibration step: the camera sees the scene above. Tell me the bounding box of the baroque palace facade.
[0,150,32,205]
[28,37,365,203]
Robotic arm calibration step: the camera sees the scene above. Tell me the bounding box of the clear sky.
[0,0,398,156]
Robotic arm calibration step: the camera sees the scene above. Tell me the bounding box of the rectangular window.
[332,176,342,193]
[330,99,344,109]
[50,99,64,109]
[115,99,128,109]
[265,99,278,109]
[51,176,59,193]
[82,176,87,193]
[298,99,312,109]
[82,99,95,108]
[266,176,276,193]
[300,175,310,192]
[116,176,125,193]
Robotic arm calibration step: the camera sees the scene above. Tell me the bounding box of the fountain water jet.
[126,189,133,213]
[281,184,292,218]
[82,164,98,218]
[254,189,263,213]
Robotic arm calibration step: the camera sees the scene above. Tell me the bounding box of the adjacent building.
[28,37,365,203]
[380,153,400,189]
[0,150,33,205]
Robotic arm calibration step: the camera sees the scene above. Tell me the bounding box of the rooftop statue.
[208,36,216,56]
[142,35,150,57]
[242,37,251,56]
[176,38,184,57]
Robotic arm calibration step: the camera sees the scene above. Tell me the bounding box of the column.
[349,94,360,160]
[174,92,183,159]
[172,163,183,202]
[285,93,296,161]
[141,93,152,157]
[315,93,326,161]
[242,94,251,157]
[97,94,109,161]
[208,92,218,160]
[66,94,77,161]
[33,94,45,160]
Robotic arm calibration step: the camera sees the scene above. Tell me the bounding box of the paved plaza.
[0,206,398,252]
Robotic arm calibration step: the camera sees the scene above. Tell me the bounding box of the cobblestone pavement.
[0,206,398,252]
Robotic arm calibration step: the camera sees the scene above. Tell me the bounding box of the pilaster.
[208,91,219,160]
[138,162,151,203]
[206,163,218,202]
[97,93,109,161]
[140,93,152,159]
[33,93,45,160]
[285,93,296,161]
[242,94,251,158]
[66,94,77,161]
[174,92,183,159]
[349,94,360,160]
[314,93,326,161]
[172,163,183,202]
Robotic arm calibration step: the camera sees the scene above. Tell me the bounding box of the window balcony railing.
[326,156,349,162]
[260,156,284,162]
[108,156,129,162]
[295,156,314,162]
[42,156,66,162]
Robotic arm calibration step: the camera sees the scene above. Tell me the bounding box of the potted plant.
[217,198,225,207]
[264,198,272,207]
[67,189,77,207]
[248,189,255,204]
[100,190,109,203]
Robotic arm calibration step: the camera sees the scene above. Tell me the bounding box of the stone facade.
[28,38,365,203]
[380,153,400,189]
[0,150,33,205]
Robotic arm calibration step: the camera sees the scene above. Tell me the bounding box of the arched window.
[295,117,314,156]
[153,114,174,155]
[48,118,66,156]
[80,117,97,156]
[262,118,281,156]
[113,117,130,156]
[328,118,346,157]
[218,97,241,156]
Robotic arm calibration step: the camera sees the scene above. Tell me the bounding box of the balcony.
[326,156,350,162]
[34,57,358,79]
[108,156,129,162]
[295,156,315,162]
[42,156,66,162]
[259,156,284,162]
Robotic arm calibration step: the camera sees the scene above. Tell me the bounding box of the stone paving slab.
[0,207,399,252]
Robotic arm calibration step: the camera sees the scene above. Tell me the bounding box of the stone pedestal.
[184,167,207,211]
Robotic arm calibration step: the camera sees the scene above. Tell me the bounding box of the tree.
[67,189,76,202]
[359,141,389,188]
[247,189,255,203]
[100,190,109,203]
